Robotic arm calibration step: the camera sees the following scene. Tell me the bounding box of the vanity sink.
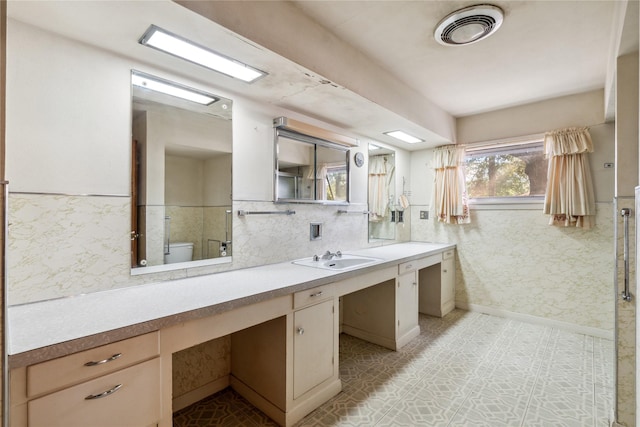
[292,254,382,271]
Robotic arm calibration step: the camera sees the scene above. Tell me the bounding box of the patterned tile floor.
[174,309,614,427]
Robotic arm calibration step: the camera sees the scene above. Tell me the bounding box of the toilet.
[164,242,194,264]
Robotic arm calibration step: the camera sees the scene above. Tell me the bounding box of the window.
[464,140,547,202]
[324,164,348,201]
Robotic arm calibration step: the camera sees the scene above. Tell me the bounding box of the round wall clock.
[353,152,365,167]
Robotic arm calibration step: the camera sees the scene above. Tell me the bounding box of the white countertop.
[8,242,454,368]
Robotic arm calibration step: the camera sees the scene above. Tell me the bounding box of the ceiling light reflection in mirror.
[132,71,219,105]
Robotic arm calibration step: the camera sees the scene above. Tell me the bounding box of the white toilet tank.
[164,242,194,264]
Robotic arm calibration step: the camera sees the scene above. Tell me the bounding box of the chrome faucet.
[321,250,342,260]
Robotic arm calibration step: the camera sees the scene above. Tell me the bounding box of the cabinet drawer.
[398,254,440,275]
[293,284,334,309]
[398,260,416,275]
[27,332,159,398]
[28,357,160,427]
[443,249,455,260]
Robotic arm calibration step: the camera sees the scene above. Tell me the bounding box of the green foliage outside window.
[326,167,347,200]
[464,143,547,199]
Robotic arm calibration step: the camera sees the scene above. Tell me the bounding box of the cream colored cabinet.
[419,249,456,317]
[10,332,160,427]
[28,358,160,427]
[440,249,456,315]
[230,287,341,426]
[9,247,455,427]
[293,298,335,399]
[396,270,418,340]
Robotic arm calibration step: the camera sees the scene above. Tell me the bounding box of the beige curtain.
[543,127,596,228]
[369,156,391,221]
[306,163,328,180]
[432,145,470,224]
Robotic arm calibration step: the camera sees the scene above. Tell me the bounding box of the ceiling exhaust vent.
[434,4,504,46]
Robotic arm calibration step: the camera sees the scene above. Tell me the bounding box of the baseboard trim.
[230,375,285,425]
[396,326,421,350]
[341,324,396,350]
[286,378,342,426]
[172,376,230,412]
[457,302,613,340]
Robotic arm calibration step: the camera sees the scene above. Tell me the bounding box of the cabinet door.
[397,271,418,338]
[293,299,335,400]
[441,255,455,315]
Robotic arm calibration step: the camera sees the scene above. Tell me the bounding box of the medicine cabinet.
[274,117,357,204]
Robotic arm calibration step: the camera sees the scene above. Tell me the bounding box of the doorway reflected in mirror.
[131,71,233,272]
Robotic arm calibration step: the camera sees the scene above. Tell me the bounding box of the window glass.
[325,165,348,201]
[464,141,547,199]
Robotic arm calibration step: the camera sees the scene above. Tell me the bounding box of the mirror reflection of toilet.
[164,242,194,264]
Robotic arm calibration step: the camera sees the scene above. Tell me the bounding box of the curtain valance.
[544,127,593,157]
[543,127,595,228]
[433,145,463,168]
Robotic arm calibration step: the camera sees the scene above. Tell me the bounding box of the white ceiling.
[6,1,637,151]
[291,0,618,117]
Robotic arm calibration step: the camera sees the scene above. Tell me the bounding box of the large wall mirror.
[131,71,233,272]
[274,118,351,204]
[368,143,396,241]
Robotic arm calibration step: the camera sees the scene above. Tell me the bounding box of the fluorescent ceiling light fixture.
[369,145,381,150]
[131,71,218,105]
[139,25,266,83]
[384,131,424,144]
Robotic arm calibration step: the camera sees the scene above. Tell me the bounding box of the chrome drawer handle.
[297,327,305,335]
[310,291,323,297]
[84,353,122,367]
[85,383,122,400]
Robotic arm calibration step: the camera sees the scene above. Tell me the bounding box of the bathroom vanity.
[7,242,455,427]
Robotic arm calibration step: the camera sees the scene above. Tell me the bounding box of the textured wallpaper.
[173,336,231,399]
[7,193,132,304]
[410,203,614,332]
